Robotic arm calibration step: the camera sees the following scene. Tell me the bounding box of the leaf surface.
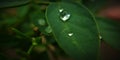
[0,0,30,8]
[97,17,120,50]
[46,2,100,60]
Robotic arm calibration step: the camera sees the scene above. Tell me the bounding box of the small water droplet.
[59,9,71,21]
[68,33,73,36]
[59,8,64,12]
[99,35,102,40]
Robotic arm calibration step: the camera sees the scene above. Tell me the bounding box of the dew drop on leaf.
[59,9,71,21]
[68,33,73,36]
[59,8,64,12]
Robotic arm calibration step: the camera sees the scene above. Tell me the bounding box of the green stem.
[27,45,34,54]
[11,28,30,38]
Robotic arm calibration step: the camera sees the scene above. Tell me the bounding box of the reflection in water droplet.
[59,8,64,12]
[59,9,71,21]
[99,35,102,40]
[68,33,73,36]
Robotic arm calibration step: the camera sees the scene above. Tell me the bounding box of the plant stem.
[27,45,34,54]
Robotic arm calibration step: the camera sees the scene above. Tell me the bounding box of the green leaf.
[45,26,52,33]
[96,17,120,50]
[11,28,30,38]
[4,17,17,26]
[29,6,45,23]
[61,0,82,3]
[20,22,34,36]
[46,2,100,60]
[17,5,30,18]
[82,0,107,13]
[33,45,46,53]
[38,19,46,26]
[29,5,47,33]
[0,0,30,8]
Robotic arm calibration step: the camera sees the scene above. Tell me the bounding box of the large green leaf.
[46,2,100,60]
[0,0,30,8]
[82,0,107,13]
[61,0,82,3]
[16,5,30,18]
[96,17,120,50]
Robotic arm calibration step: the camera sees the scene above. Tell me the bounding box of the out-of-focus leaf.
[46,2,99,60]
[96,17,120,50]
[82,0,107,13]
[61,0,82,3]
[29,5,47,33]
[33,45,46,53]
[20,22,34,36]
[29,9,45,26]
[31,51,49,60]
[0,34,19,47]
[34,37,42,44]
[0,0,30,8]
[45,26,52,33]
[4,17,17,26]
[17,5,30,18]
[11,28,30,38]
[38,19,46,26]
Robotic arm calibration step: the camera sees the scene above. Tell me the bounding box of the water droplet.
[99,35,102,40]
[68,33,73,36]
[59,8,64,12]
[38,19,46,26]
[59,9,71,21]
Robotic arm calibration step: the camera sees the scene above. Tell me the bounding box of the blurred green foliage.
[0,0,120,60]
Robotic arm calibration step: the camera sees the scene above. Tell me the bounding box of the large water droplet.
[59,9,71,21]
[68,33,73,36]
